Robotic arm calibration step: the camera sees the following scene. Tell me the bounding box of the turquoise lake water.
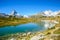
[0,23,47,36]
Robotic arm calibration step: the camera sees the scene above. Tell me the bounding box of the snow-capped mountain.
[23,15,29,18]
[15,13,23,18]
[0,10,60,18]
[9,10,17,16]
[41,10,60,17]
[9,10,23,18]
[0,13,9,18]
[56,11,60,16]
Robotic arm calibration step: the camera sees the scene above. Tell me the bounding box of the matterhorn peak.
[9,10,17,16]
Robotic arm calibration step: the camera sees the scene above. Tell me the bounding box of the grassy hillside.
[0,17,30,27]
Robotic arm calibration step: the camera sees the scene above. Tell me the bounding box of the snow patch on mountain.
[23,15,29,18]
[42,10,60,16]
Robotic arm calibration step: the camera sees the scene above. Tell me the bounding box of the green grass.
[0,17,30,27]
[54,28,60,34]
[0,16,60,27]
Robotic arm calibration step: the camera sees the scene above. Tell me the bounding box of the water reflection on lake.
[37,20,58,28]
[0,20,58,36]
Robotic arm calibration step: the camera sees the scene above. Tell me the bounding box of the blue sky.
[0,0,60,15]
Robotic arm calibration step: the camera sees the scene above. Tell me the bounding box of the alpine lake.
[0,20,56,36]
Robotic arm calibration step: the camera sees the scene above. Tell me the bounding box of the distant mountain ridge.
[0,10,23,18]
[40,10,60,16]
[0,10,60,18]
